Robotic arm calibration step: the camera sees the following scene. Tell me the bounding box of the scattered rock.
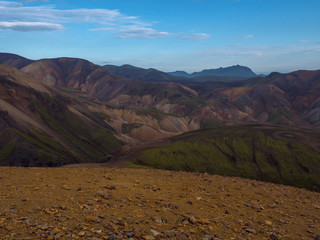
[245,227,257,234]
[143,235,155,240]
[96,190,112,200]
[105,185,116,190]
[150,229,161,238]
[265,220,272,226]
[270,234,279,240]
[62,185,71,190]
[313,204,320,210]
[166,231,175,238]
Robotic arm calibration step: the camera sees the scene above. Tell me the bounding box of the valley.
[0,53,320,193]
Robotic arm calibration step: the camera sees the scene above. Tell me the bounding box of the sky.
[0,0,320,74]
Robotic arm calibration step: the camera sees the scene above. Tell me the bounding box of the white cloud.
[19,0,49,3]
[238,34,254,39]
[0,21,63,31]
[0,1,209,39]
[0,0,175,38]
[114,26,172,39]
[180,33,211,40]
[89,27,114,32]
[0,3,135,25]
[0,1,21,7]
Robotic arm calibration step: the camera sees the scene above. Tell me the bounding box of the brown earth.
[0,167,319,240]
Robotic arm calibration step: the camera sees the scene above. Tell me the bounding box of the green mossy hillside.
[133,125,320,192]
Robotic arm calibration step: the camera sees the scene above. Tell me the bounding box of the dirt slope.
[0,167,319,240]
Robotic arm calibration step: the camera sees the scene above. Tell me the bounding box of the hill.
[0,65,123,166]
[104,64,183,82]
[119,124,320,192]
[0,167,319,239]
[0,52,34,69]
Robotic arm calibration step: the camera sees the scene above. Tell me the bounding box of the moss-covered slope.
[132,125,320,191]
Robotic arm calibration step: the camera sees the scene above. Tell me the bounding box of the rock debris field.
[0,167,319,240]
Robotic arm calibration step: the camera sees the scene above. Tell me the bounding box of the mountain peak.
[168,65,256,79]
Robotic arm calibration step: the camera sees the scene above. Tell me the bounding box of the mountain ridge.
[168,65,257,78]
[1,52,320,192]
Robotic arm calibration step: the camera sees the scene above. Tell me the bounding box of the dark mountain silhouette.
[167,70,190,78]
[168,65,256,78]
[104,64,183,82]
[0,52,34,69]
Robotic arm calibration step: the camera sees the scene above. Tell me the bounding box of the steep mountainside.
[0,65,123,166]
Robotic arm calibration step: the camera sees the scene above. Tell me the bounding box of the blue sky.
[0,0,320,74]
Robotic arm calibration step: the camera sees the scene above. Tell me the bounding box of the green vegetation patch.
[122,123,144,134]
[133,125,320,192]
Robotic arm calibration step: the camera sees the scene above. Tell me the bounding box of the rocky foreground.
[0,168,319,240]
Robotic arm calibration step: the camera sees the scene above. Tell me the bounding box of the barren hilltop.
[0,167,319,240]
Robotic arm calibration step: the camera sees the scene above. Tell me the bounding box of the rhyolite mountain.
[167,65,257,79]
[0,64,123,167]
[104,64,184,83]
[0,52,320,192]
[0,52,34,69]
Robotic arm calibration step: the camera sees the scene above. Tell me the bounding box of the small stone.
[85,216,95,222]
[166,231,175,238]
[312,204,320,209]
[265,220,272,226]
[107,235,115,240]
[225,210,229,214]
[96,190,112,200]
[315,235,320,240]
[5,225,14,231]
[125,231,134,238]
[245,228,257,234]
[40,223,48,230]
[78,231,86,237]
[105,222,118,231]
[106,185,116,190]
[161,217,168,223]
[203,235,212,240]
[188,215,197,224]
[186,201,193,205]
[150,229,161,238]
[176,233,189,240]
[270,234,279,240]
[62,185,71,190]
[143,235,155,240]
[60,205,67,210]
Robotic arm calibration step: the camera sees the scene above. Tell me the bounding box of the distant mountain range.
[167,65,257,78]
[1,52,320,192]
[105,64,256,83]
